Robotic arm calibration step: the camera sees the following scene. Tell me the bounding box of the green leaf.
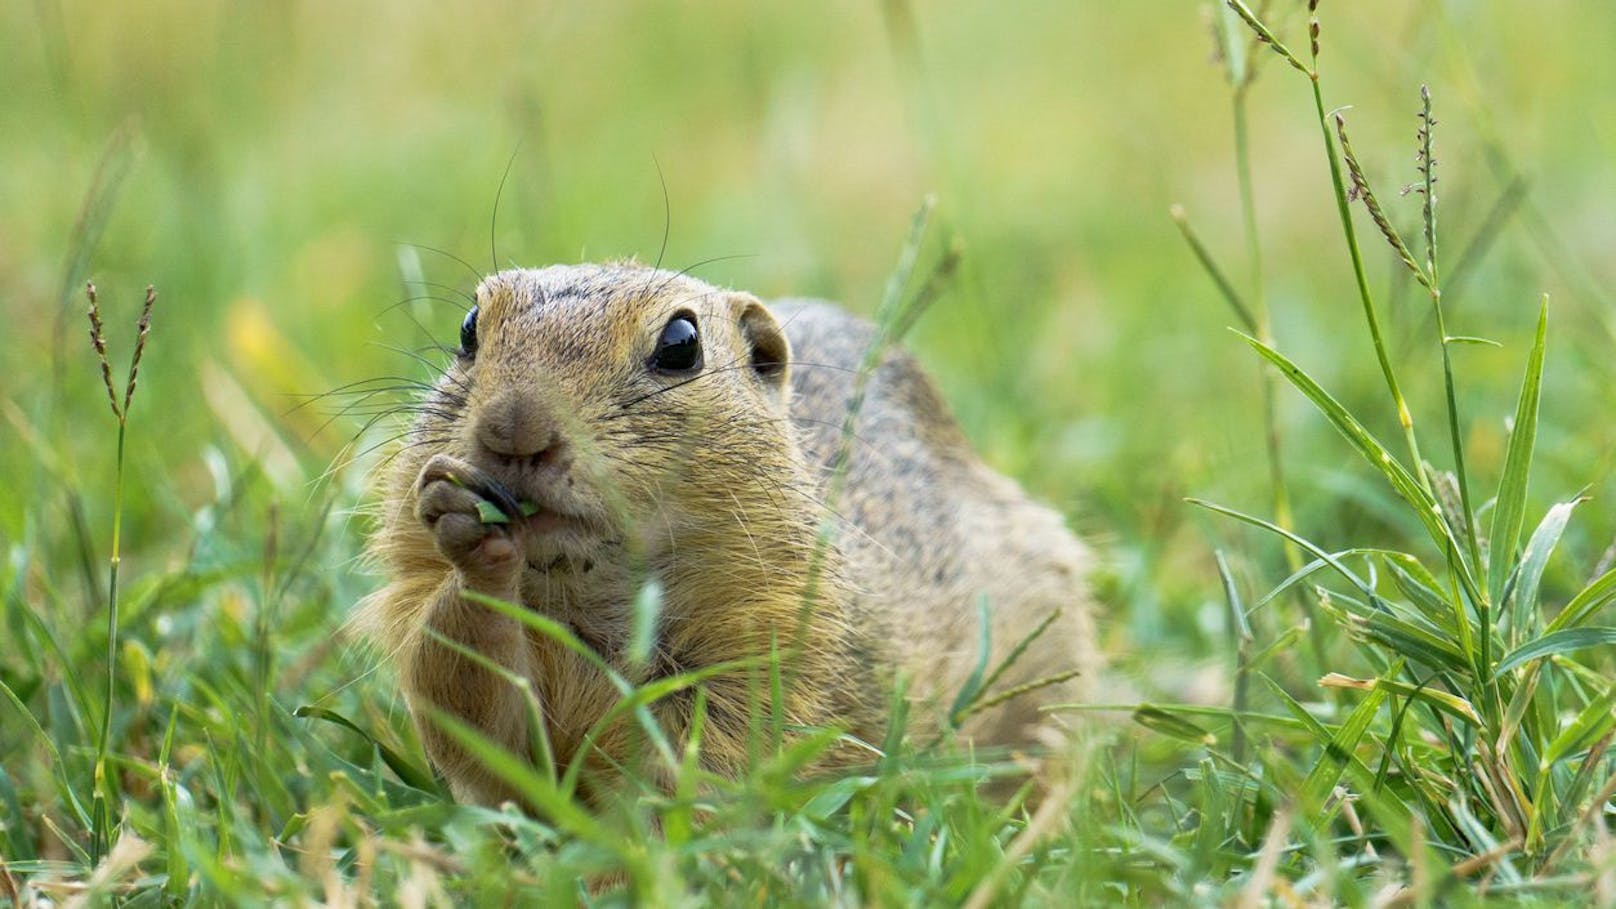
[427,708,620,855]
[801,775,878,821]
[1527,678,1616,849]
[160,704,189,903]
[627,579,663,667]
[1318,591,1470,672]
[1488,299,1548,602]
[463,589,621,684]
[417,628,558,784]
[1186,499,1375,602]
[1132,705,1216,746]
[561,656,749,795]
[1385,554,1460,635]
[1543,680,1616,771]
[1319,672,1480,725]
[15,603,93,743]
[1249,547,1401,615]
[1246,623,1309,673]
[948,595,993,726]
[0,765,28,861]
[1237,333,1479,602]
[757,725,848,780]
[1262,674,1339,741]
[0,676,90,829]
[1493,628,1616,679]
[1544,565,1616,635]
[292,705,445,795]
[1060,700,1309,732]
[1509,499,1580,641]
[0,676,62,766]
[1301,659,1399,809]
[1498,662,1542,758]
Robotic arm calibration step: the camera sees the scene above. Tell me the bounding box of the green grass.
[5,1,1616,904]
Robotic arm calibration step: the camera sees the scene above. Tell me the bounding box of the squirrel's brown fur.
[357,262,1096,806]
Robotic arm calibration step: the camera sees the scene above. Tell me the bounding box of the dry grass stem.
[1237,806,1294,909]
[961,779,1075,909]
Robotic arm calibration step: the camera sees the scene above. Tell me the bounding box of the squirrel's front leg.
[403,453,536,806]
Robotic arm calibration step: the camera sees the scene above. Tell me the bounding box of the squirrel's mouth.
[520,534,620,577]
[444,457,615,573]
[519,509,579,536]
[514,506,619,576]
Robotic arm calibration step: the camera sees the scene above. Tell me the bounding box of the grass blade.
[1526,680,1616,850]
[0,766,29,862]
[1131,705,1216,746]
[1510,499,1581,642]
[1385,554,1461,634]
[1492,628,1616,679]
[1488,299,1548,602]
[1186,498,1375,601]
[1301,660,1398,810]
[1248,547,1402,616]
[292,705,444,795]
[1543,565,1616,635]
[1320,596,1469,672]
[1170,205,1255,332]
[426,709,622,857]
[948,595,993,727]
[1318,672,1479,725]
[1236,332,1462,578]
[626,579,663,668]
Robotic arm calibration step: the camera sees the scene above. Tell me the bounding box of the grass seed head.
[1334,113,1430,289]
[86,281,121,422]
[86,282,159,424]
[1417,85,1439,277]
[122,285,156,416]
[1224,0,1311,76]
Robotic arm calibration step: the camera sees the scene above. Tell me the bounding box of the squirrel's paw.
[416,454,522,590]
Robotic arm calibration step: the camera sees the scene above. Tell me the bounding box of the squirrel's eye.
[459,306,479,358]
[651,313,702,373]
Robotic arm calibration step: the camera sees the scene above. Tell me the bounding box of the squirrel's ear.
[731,294,790,393]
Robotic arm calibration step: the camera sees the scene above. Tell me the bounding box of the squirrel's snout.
[474,390,572,472]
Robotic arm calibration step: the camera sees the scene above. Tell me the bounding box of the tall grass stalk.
[85,282,156,867]
[1188,0,1616,888]
[1305,36,1429,486]
[1228,0,1429,488]
[1220,5,1293,561]
[1176,1,1329,668]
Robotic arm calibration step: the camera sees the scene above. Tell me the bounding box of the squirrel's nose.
[475,391,571,469]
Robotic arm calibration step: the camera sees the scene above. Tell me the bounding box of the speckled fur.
[358,263,1096,806]
[774,300,1098,747]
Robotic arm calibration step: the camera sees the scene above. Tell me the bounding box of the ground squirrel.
[358,262,1098,806]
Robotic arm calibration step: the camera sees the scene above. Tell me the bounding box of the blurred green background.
[4,0,1615,683]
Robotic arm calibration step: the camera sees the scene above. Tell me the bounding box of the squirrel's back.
[775,299,1098,746]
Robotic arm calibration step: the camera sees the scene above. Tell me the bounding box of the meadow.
[4,1,1616,904]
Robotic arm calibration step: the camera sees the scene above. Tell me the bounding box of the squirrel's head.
[396,262,803,591]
